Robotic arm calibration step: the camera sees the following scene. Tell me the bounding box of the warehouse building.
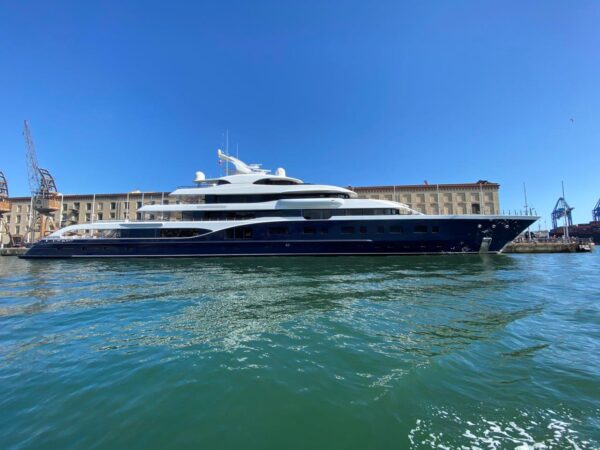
[1,181,500,245]
[352,181,500,215]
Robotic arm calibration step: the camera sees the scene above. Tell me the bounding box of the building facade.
[352,181,500,216]
[1,191,171,245]
[1,181,500,245]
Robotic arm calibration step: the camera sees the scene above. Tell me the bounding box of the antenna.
[225,129,229,176]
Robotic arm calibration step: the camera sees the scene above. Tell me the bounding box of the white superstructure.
[46,151,420,239]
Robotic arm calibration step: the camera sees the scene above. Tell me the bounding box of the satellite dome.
[275,167,286,177]
[194,171,206,183]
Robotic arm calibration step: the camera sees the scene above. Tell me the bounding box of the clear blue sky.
[2,1,599,226]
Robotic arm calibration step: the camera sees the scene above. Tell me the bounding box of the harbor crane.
[23,120,60,242]
[593,198,600,222]
[551,197,573,230]
[0,170,14,247]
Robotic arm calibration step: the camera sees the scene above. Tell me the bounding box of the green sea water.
[1,253,599,449]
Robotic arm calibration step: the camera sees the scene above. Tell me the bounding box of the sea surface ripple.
[1,253,599,449]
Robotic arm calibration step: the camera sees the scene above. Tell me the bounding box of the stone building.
[1,181,500,245]
[351,181,500,215]
[1,191,170,245]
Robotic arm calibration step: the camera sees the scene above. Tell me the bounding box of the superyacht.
[21,151,537,258]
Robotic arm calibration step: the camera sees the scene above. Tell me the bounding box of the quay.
[503,239,594,253]
[0,247,26,256]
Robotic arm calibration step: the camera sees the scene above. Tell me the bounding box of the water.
[1,253,599,449]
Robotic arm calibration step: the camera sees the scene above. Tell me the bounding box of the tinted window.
[205,193,349,203]
[120,228,158,238]
[184,210,301,221]
[390,226,404,233]
[341,226,354,234]
[254,178,298,185]
[303,227,317,234]
[414,225,428,233]
[303,210,332,220]
[225,227,253,239]
[159,228,209,238]
[432,226,440,233]
[268,226,288,236]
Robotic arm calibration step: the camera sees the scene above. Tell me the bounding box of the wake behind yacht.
[21,151,537,258]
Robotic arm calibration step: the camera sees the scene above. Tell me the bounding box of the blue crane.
[551,197,573,230]
[593,198,600,222]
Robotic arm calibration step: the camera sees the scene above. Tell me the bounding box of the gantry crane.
[0,171,14,247]
[551,197,573,230]
[23,120,60,241]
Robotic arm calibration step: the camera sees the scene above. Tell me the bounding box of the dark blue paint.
[21,218,536,258]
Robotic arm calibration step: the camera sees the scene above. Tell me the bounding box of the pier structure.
[503,239,593,253]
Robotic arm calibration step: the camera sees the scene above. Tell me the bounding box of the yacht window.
[120,228,158,238]
[341,226,354,234]
[414,225,428,233]
[331,209,398,216]
[432,226,440,233]
[205,193,349,203]
[185,210,301,221]
[303,227,317,235]
[303,209,332,220]
[268,226,288,236]
[159,228,210,238]
[390,226,404,233]
[225,227,253,239]
[253,178,298,185]
[104,229,120,238]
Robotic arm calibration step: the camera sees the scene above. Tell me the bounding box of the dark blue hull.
[21,217,536,258]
